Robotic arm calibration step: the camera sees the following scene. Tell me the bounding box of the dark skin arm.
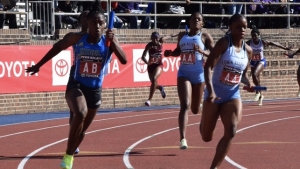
[241,44,253,87]
[108,29,127,64]
[164,32,186,57]
[25,33,84,75]
[159,33,179,43]
[262,39,291,50]
[141,43,152,65]
[204,37,228,98]
[285,47,300,58]
[199,32,215,57]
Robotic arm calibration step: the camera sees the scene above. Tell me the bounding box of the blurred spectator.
[0,0,17,29]
[274,0,288,28]
[147,1,184,29]
[100,1,123,28]
[293,0,300,26]
[114,2,150,29]
[227,0,244,15]
[246,0,258,28]
[77,1,93,12]
[251,0,276,28]
[55,1,78,29]
[183,0,225,28]
[205,0,225,28]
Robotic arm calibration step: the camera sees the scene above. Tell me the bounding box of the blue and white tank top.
[250,39,264,61]
[73,34,112,88]
[212,36,249,90]
[179,32,205,72]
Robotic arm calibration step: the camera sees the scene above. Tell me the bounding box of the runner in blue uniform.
[201,14,253,169]
[246,28,291,105]
[25,1,127,168]
[67,9,90,155]
[164,12,215,150]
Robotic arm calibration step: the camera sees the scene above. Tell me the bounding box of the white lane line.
[15,107,300,168]
[122,111,300,169]
[224,115,300,169]
[0,111,178,139]
[0,106,180,127]
[17,116,178,169]
[0,124,68,139]
[3,99,300,127]
[2,102,297,139]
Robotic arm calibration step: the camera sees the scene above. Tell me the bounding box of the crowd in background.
[1,0,300,29]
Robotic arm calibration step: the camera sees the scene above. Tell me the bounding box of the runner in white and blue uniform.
[246,28,291,106]
[201,14,253,169]
[26,1,127,168]
[164,12,215,150]
[205,35,248,103]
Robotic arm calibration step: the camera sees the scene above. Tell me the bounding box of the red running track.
[1,99,300,169]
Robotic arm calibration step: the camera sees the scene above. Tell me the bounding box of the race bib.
[149,56,162,64]
[180,50,196,65]
[220,66,242,86]
[79,55,103,78]
[252,54,261,61]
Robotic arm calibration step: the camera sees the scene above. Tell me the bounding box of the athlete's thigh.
[191,82,205,112]
[251,63,264,76]
[66,88,88,115]
[255,63,264,76]
[177,76,192,107]
[147,71,154,82]
[219,98,243,130]
[201,101,220,137]
[153,66,163,79]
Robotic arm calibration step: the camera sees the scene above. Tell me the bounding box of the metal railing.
[54,0,300,29]
[2,0,300,37]
[0,1,28,29]
[28,1,55,38]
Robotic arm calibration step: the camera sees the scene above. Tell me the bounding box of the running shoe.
[60,154,74,169]
[74,148,79,155]
[298,89,300,98]
[160,86,166,98]
[180,139,188,150]
[145,100,151,106]
[258,95,264,106]
[254,93,261,101]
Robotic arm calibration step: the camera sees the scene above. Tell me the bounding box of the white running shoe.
[297,90,300,98]
[254,93,261,101]
[74,148,79,155]
[145,100,151,107]
[180,139,188,150]
[258,95,264,106]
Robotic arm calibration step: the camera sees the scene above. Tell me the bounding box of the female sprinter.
[141,31,178,106]
[164,12,215,150]
[25,0,127,168]
[246,28,291,105]
[201,14,253,169]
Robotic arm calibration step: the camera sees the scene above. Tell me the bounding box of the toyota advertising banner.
[0,44,179,94]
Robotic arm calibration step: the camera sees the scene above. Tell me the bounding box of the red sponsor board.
[0,44,178,94]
